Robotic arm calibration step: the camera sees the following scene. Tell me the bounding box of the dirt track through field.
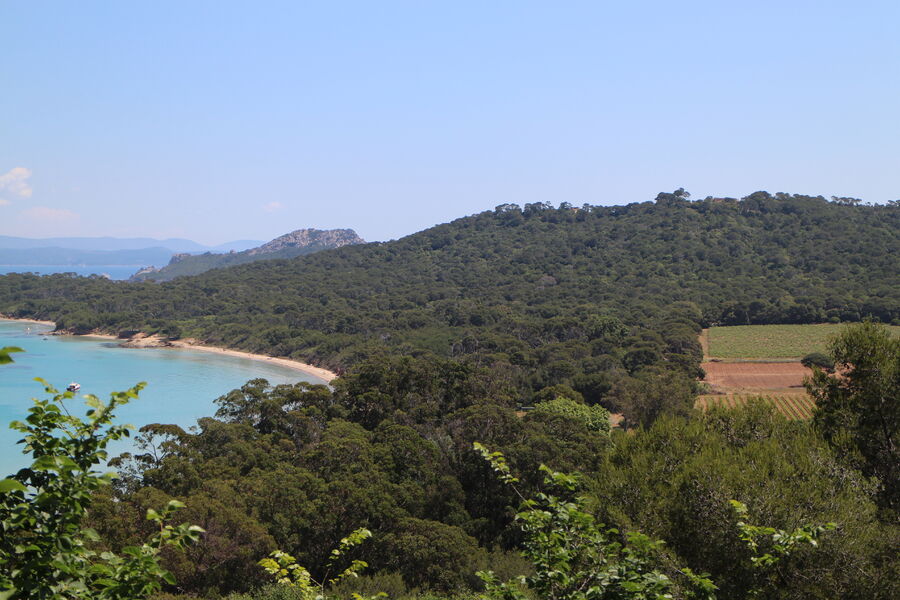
[699,328,710,359]
[702,361,811,391]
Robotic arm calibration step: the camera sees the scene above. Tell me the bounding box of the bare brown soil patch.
[702,361,811,394]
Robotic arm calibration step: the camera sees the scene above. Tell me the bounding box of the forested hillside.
[0,192,896,406]
[2,193,899,598]
[84,331,899,599]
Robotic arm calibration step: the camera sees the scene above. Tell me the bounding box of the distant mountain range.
[0,235,263,254]
[0,235,267,272]
[0,246,175,267]
[0,231,363,280]
[130,228,365,281]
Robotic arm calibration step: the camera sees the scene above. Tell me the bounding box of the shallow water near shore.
[0,320,326,474]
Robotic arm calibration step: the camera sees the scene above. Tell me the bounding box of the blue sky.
[1,1,898,244]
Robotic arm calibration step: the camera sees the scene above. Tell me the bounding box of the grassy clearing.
[707,323,900,359]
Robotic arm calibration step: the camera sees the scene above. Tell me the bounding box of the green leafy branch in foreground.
[0,351,203,600]
[473,442,714,600]
[473,442,836,600]
[729,500,836,598]
[259,528,382,600]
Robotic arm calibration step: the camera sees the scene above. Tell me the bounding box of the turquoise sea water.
[0,320,325,474]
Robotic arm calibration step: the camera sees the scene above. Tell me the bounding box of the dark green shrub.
[801,352,833,370]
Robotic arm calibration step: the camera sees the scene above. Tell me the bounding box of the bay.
[0,320,326,474]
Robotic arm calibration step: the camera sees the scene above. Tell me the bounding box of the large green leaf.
[0,479,27,493]
[0,346,24,365]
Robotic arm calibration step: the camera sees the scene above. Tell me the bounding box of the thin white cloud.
[263,201,284,213]
[0,198,10,207]
[22,206,80,222]
[0,167,33,198]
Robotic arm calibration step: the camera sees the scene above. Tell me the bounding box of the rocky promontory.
[130,228,365,282]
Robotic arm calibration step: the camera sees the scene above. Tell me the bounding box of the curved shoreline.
[170,341,337,383]
[0,316,56,327]
[0,316,337,383]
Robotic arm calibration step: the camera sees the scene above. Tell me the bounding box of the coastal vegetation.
[0,193,898,598]
[0,193,896,412]
[472,443,833,600]
[15,323,879,598]
[2,322,898,598]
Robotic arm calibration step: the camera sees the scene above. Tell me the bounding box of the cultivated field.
[696,394,815,420]
[705,323,900,359]
[697,323,898,419]
[702,361,810,392]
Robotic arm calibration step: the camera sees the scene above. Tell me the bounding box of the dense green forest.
[1,193,898,598]
[81,324,900,598]
[0,192,897,410]
[2,323,899,599]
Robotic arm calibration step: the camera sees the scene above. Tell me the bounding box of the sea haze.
[0,320,325,474]
[0,237,266,280]
[0,265,140,280]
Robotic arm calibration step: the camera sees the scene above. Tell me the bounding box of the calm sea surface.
[0,265,138,280]
[0,320,325,474]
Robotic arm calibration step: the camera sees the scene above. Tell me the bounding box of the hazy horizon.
[0,192,892,249]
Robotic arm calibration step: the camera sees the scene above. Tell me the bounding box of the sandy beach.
[0,316,337,383]
[171,342,336,382]
[0,316,56,327]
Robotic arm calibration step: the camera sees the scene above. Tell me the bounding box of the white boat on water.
[66,382,81,392]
